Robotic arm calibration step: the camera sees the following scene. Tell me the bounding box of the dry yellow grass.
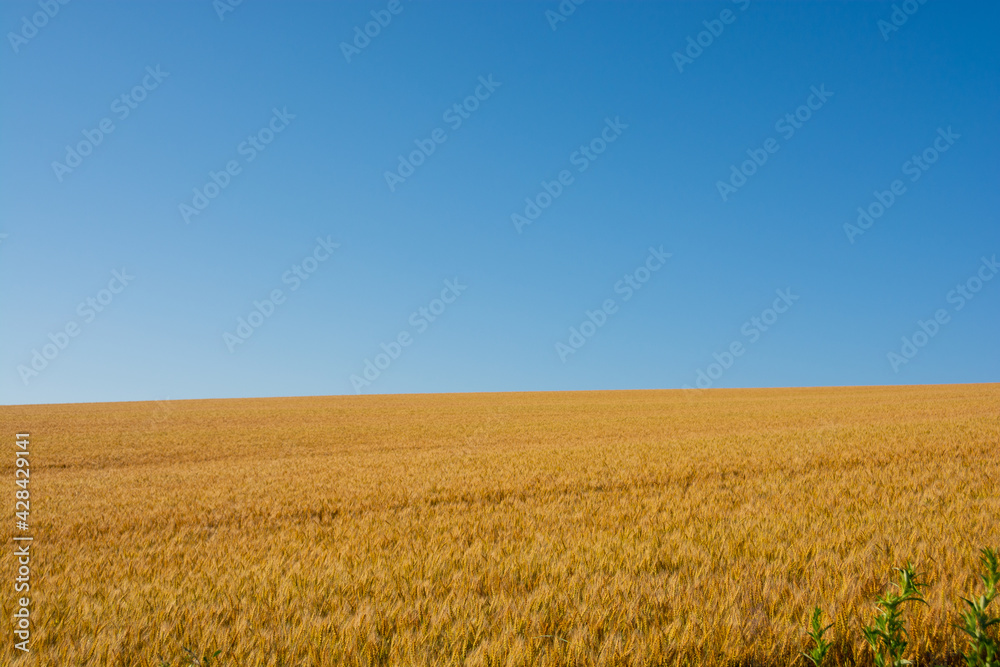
[1,383,998,666]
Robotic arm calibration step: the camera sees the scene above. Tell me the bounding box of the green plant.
[861,561,928,667]
[800,606,834,666]
[957,547,1000,667]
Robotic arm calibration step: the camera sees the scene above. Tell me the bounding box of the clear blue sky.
[2,0,997,405]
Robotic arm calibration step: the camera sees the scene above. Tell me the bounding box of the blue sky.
[1,0,997,405]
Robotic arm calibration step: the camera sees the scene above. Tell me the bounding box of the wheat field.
[1,383,998,666]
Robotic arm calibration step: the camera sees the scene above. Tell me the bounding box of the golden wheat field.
[1,383,998,666]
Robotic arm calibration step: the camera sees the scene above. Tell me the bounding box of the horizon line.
[4,380,997,409]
